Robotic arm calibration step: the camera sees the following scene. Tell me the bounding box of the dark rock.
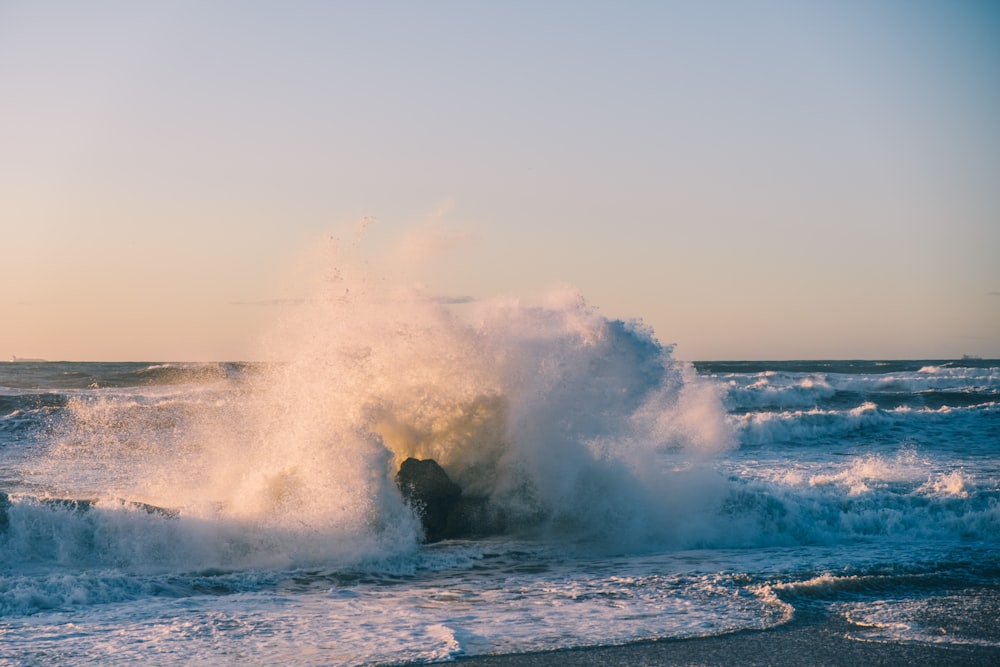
[394,457,506,542]
[395,457,461,542]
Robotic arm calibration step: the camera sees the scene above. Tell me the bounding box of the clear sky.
[2,1,998,361]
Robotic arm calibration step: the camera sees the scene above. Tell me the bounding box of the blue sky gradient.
[2,1,998,360]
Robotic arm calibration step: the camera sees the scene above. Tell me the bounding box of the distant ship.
[8,355,47,363]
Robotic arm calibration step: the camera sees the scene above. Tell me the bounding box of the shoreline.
[449,621,1000,667]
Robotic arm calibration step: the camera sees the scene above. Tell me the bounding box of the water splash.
[15,238,736,567]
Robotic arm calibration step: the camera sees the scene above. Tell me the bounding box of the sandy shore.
[450,622,1000,666]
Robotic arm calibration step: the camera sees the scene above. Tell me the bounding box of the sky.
[1,1,998,361]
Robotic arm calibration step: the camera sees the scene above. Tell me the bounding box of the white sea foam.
[840,592,1000,648]
[725,373,837,410]
[808,449,928,496]
[732,403,891,446]
[0,544,796,661]
[731,400,997,447]
[917,470,971,498]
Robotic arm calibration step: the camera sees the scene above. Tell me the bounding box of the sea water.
[1,290,998,664]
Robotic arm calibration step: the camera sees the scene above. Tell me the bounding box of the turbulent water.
[1,292,998,664]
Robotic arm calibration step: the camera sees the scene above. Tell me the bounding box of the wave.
[4,281,739,566]
[723,373,838,410]
[716,461,999,547]
[0,493,416,577]
[719,366,999,413]
[191,289,735,551]
[732,400,998,448]
[2,446,995,591]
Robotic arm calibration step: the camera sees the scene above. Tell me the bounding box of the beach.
[453,621,1000,666]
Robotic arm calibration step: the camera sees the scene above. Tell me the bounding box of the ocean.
[1,298,998,665]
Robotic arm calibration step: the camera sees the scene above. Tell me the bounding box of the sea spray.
[9,243,737,566]
[180,269,737,552]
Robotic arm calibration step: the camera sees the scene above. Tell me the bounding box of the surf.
[2,248,736,572]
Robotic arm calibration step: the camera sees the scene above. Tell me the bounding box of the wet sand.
[451,622,1000,666]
